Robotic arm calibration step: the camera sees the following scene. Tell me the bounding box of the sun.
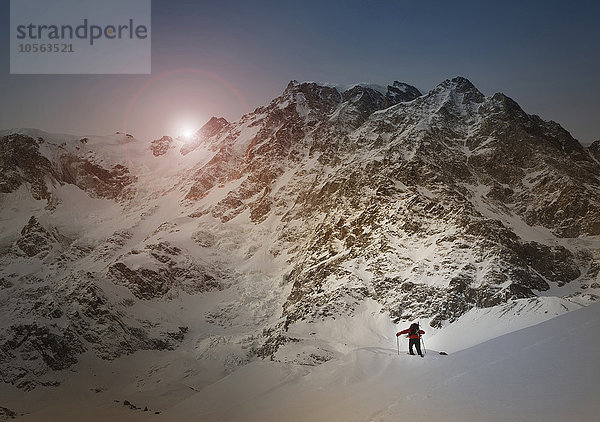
[180,126,195,140]
[173,116,204,141]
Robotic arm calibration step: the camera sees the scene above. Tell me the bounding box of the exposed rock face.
[0,270,188,390]
[58,156,135,200]
[589,140,600,163]
[385,81,422,105]
[0,324,85,389]
[0,134,56,200]
[15,216,62,258]
[180,76,600,333]
[0,406,18,420]
[197,117,229,138]
[0,133,135,203]
[107,242,223,299]
[150,136,174,157]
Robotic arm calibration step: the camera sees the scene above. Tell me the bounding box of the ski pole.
[418,320,425,357]
[396,334,399,355]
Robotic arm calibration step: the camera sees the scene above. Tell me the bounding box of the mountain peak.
[438,76,481,93]
[285,80,300,91]
[432,76,485,105]
[451,75,476,87]
[588,140,600,162]
[198,116,228,135]
[385,81,422,104]
[177,116,229,156]
[189,116,228,140]
[391,80,418,92]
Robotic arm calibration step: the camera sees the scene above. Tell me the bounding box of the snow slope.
[2,299,597,421]
[162,302,600,422]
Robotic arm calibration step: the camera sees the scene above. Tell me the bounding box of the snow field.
[161,302,600,422]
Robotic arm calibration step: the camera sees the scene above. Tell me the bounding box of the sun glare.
[179,125,195,140]
[174,116,206,142]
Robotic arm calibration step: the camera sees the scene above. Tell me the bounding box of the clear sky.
[1,0,599,143]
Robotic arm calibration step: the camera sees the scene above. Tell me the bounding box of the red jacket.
[397,328,425,339]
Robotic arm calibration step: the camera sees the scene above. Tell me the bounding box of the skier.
[396,322,425,357]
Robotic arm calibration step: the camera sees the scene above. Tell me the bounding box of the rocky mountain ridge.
[1,77,599,389]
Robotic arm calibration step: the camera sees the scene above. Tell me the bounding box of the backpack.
[409,323,419,336]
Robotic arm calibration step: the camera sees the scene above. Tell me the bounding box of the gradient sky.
[1,0,599,143]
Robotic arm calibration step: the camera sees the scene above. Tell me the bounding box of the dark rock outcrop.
[150,136,174,156]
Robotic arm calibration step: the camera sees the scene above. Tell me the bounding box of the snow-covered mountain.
[1,77,599,419]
